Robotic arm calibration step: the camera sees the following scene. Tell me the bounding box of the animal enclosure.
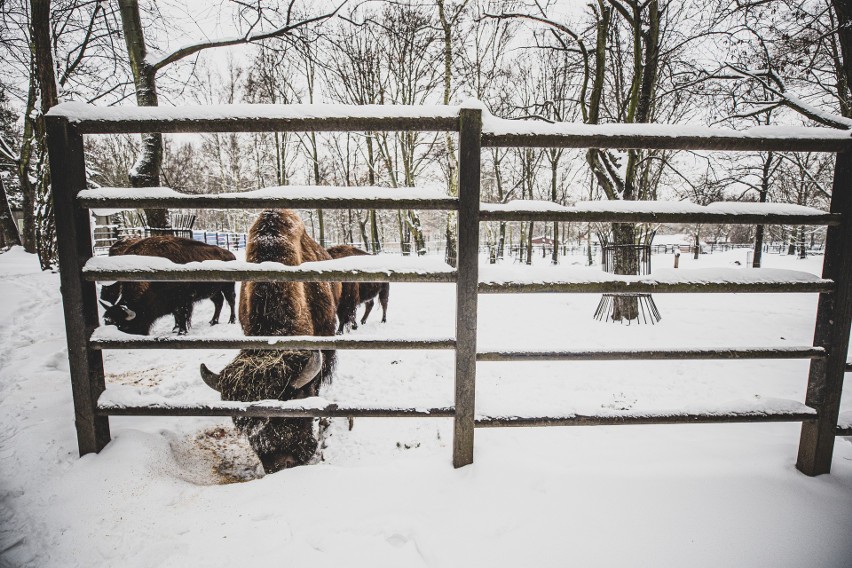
[46,103,852,475]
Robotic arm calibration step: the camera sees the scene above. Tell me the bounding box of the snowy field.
[1,245,851,567]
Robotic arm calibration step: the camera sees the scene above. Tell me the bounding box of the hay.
[218,349,315,402]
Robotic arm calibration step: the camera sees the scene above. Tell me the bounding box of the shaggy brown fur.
[100,236,237,335]
[212,210,342,473]
[326,245,389,334]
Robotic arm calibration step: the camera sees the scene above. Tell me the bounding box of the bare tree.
[1,0,121,266]
[116,0,341,228]
[488,0,705,319]
[0,85,22,248]
[436,0,470,265]
[323,16,389,251]
[461,1,515,260]
[371,3,443,255]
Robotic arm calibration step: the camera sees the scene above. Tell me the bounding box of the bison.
[200,210,341,473]
[326,245,389,334]
[99,235,237,335]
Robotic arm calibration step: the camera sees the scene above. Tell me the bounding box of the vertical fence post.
[797,151,852,475]
[453,107,482,468]
[46,116,110,455]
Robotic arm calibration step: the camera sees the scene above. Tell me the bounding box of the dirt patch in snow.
[107,367,170,388]
[169,426,264,485]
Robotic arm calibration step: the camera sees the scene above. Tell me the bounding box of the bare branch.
[150,2,346,72]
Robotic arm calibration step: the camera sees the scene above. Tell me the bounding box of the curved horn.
[200,363,221,392]
[122,306,136,321]
[99,300,112,310]
[290,351,323,390]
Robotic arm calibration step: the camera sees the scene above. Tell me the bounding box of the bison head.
[200,349,324,473]
[99,299,144,335]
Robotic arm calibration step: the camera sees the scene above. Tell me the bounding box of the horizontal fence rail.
[90,332,457,351]
[47,103,462,134]
[79,186,459,211]
[480,202,840,226]
[476,346,826,362]
[80,187,837,225]
[477,279,833,294]
[97,400,456,418]
[46,103,852,477]
[481,119,852,153]
[475,407,817,428]
[82,256,457,283]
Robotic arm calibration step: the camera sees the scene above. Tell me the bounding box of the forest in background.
[0,0,848,269]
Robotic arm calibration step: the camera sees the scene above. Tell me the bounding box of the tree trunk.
[610,222,639,321]
[832,0,852,112]
[118,0,167,229]
[0,175,21,248]
[526,221,534,265]
[438,0,459,267]
[694,228,701,259]
[397,211,407,255]
[752,153,772,268]
[494,149,506,260]
[370,211,381,253]
[752,224,765,268]
[18,76,37,253]
[309,132,325,247]
[31,0,59,268]
[551,157,559,264]
[366,135,381,253]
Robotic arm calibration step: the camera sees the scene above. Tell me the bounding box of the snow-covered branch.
[722,64,852,130]
[148,2,345,72]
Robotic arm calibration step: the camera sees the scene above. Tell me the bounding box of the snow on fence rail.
[45,103,852,476]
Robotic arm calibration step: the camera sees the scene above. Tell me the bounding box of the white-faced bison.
[325,245,389,334]
[99,236,237,335]
[200,210,341,473]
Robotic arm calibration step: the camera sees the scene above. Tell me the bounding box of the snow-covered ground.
[1,245,851,567]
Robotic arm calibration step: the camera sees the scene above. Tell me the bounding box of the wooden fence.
[46,103,851,475]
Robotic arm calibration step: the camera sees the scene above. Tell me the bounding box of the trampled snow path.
[1,246,851,567]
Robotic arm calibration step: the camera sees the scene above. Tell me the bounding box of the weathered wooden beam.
[797,151,852,476]
[479,208,840,226]
[46,103,460,134]
[78,188,459,211]
[82,265,457,283]
[90,333,456,351]
[478,280,833,294]
[476,346,826,362]
[475,410,817,428]
[453,107,482,469]
[45,116,111,456]
[97,401,455,419]
[481,129,852,153]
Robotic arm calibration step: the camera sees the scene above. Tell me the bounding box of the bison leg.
[336,282,359,334]
[379,284,389,323]
[224,284,237,324]
[174,303,192,335]
[360,299,375,325]
[209,291,224,325]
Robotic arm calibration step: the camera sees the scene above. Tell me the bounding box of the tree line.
[0,0,848,272]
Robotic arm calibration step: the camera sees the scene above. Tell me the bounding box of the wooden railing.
[46,102,852,475]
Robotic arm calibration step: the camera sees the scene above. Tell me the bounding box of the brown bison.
[200,210,341,473]
[326,245,389,334]
[100,236,237,335]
